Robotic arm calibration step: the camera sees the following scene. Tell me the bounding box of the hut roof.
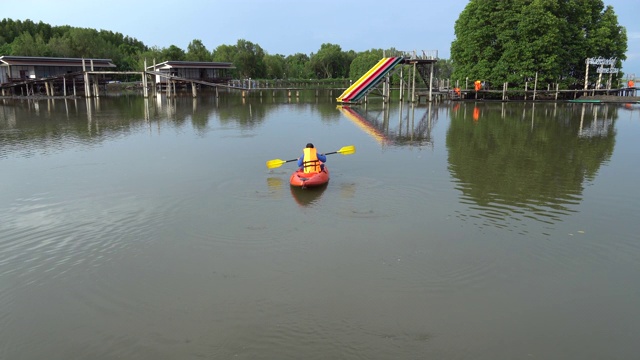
[0,56,116,68]
[148,61,235,70]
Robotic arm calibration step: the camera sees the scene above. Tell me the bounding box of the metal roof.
[147,60,235,70]
[0,56,116,68]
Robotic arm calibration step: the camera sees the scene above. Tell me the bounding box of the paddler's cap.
[306,143,314,148]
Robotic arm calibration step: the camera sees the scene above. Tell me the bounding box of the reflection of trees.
[0,91,347,158]
[0,94,289,157]
[446,102,616,227]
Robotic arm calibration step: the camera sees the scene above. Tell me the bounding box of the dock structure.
[2,55,636,102]
[0,56,118,98]
[335,50,439,105]
[0,56,239,99]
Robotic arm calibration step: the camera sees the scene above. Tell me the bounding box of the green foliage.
[263,54,286,79]
[284,53,312,79]
[235,39,266,78]
[1,17,465,83]
[450,0,628,88]
[309,43,350,79]
[0,18,148,71]
[349,49,383,80]
[185,39,211,61]
[212,39,266,78]
[11,32,48,56]
[162,45,186,62]
[446,103,614,221]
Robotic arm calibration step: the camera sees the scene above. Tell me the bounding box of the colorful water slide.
[336,57,404,104]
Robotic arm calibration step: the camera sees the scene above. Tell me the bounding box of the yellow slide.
[336,58,390,102]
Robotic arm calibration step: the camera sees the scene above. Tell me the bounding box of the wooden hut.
[0,56,116,84]
[146,61,235,86]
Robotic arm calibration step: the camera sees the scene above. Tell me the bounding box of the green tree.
[309,43,350,79]
[285,53,311,79]
[234,39,266,78]
[134,46,165,71]
[186,39,211,61]
[46,35,73,57]
[10,32,48,56]
[162,45,186,61]
[451,0,627,88]
[211,44,236,62]
[348,49,383,80]
[263,53,286,79]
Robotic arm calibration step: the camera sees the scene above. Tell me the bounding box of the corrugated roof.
[0,56,116,68]
[148,60,235,70]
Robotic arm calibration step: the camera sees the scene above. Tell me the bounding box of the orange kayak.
[289,166,330,188]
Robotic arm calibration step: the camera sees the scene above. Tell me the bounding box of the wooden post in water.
[143,59,149,98]
[83,58,91,98]
[502,82,507,101]
[63,77,66,97]
[153,58,158,98]
[428,61,434,102]
[524,82,528,100]
[533,72,538,101]
[583,58,590,96]
[399,66,404,101]
[91,60,99,98]
[191,82,197,97]
[411,62,416,103]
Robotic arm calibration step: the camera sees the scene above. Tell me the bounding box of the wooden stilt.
[533,72,538,101]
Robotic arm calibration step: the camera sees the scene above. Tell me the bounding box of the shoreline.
[2,93,639,103]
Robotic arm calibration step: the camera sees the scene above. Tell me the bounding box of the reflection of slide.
[337,105,391,146]
[337,57,403,104]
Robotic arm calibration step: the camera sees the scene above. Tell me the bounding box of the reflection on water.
[1,93,640,360]
[338,102,439,147]
[446,102,614,229]
[289,184,328,207]
[334,100,621,232]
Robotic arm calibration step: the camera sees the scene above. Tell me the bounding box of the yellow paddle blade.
[266,158,287,169]
[337,145,356,155]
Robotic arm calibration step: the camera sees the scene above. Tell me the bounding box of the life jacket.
[302,147,321,173]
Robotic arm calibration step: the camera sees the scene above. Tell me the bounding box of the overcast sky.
[3,0,639,76]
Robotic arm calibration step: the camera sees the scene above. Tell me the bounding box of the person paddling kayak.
[297,143,326,173]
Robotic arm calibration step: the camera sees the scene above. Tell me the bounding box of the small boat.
[289,166,330,188]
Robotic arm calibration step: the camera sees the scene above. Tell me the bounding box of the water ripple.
[0,190,182,284]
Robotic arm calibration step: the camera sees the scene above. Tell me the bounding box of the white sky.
[3,0,638,76]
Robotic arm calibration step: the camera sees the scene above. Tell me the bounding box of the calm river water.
[1,92,639,359]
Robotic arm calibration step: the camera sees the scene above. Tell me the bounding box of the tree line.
[450,0,628,89]
[0,18,446,83]
[1,1,630,91]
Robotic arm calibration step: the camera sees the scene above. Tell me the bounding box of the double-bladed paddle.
[266,145,356,169]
